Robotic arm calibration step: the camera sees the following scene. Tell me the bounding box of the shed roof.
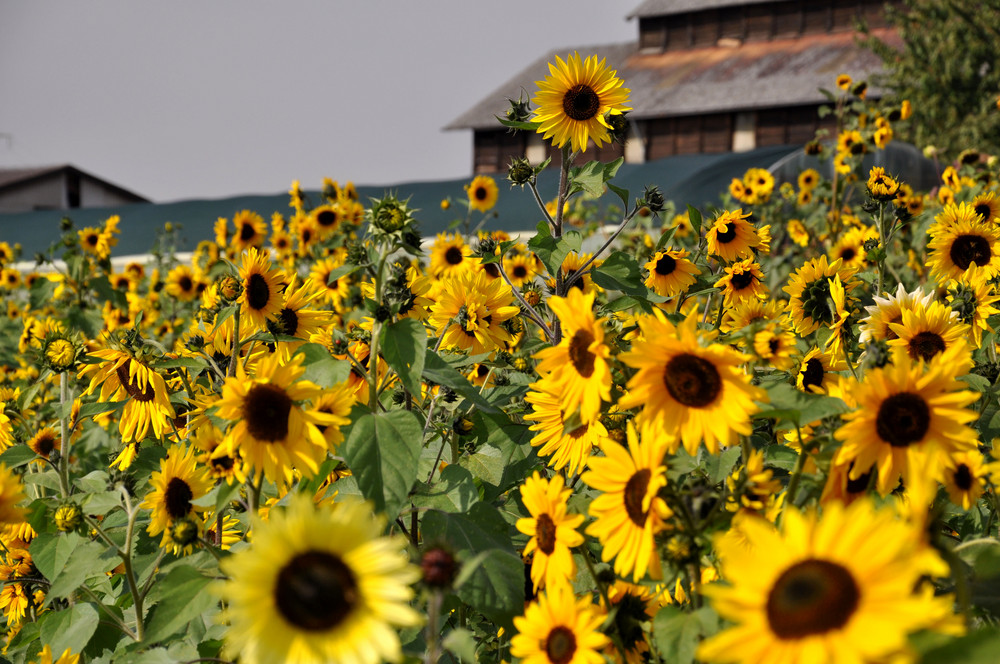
[445,28,897,131]
[627,0,791,19]
[0,164,149,202]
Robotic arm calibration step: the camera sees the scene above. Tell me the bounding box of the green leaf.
[607,182,630,210]
[591,251,664,302]
[569,160,607,197]
[381,318,427,396]
[603,156,625,180]
[654,225,678,252]
[421,503,513,553]
[46,540,118,601]
[755,382,848,427]
[153,356,206,370]
[32,532,84,580]
[342,409,423,520]
[79,400,126,419]
[527,220,581,277]
[442,628,479,663]
[422,351,499,414]
[652,605,718,664]
[0,444,38,469]
[453,548,524,632]
[412,464,480,513]
[38,604,100,659]
[917,627,1000,663]
[294,343,351,388]
[324,262,362,285]
[143,566,216,643]
[686,204,703,236]
[703,445,742,484]
[496,117,541,132]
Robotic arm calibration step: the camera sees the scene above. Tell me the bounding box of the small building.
[0,164,149,214]
[446,0,902,173]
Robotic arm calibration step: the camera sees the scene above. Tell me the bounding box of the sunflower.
[204,512,243,550]
[941,449,986,510]
[828,225,876,271]
[0,465,25,526]
[192,422,247,485]
[516,472,585,592]
[833,347,979,495]
[267,277,331,350]
[309,255,352,307]
[752,325,797,372]
[971,191,1000,224]
[465,175,499,213]
[217,494,421,664]
[794,348,842,394]
[531,52,631,154]
[164,264,200,302]
[783,255,859,336]
[429,233,473,279]
[714,258,766,305]
[720,298,785,334]
[27,428,59,460]
[312,383,355,452]
[643,248,700,298]
[947,268,1000,348]
[310,204,343,238]
[232,210,267,252]
[428,270,520,355]
[697,500,952,664]
[557,252,602,294]
[927,202,1000,283]
[141,445,212,540]
[511,577,608,664]
[78,347,176,443]
[705,209,759,262]
[797,169,820,191]
[293,213,320,256]
[533,288,612,424]
[504,253,539,289]
[215,352,333,486]
[858,283,936,345]
[886,298,970,363]
[78,226,112,260]
[238,247,286,332]
[618,310,764,455]
[582,424,671,581]
[523,383,611,476]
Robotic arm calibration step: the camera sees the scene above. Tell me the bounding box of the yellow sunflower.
[942,449,986,510]
[886,298,970,364]
[531,52,632,154]
[523,382,611,477]
[858,283,936,345]
[516,472,585,592]
[797,169,820,191]
[618,310,764,455]
[141,445,212,541]
[310,203,343,238]
[971,191,1000,223]
[232,210,268,252]
[465,175,499,213]
[164,264,200,302]
[215,352,333,486]
[705,209,759,262]
[833,346,979,495]
[794,348,842,394]
[698,499,953,664]
[582,424,671,581]
[27,427,60,461]
[238,247,286,331]
[504,253,539,289]
[312,382,355,452]
[428,270,520,355]
[267,277,332,350]
[29,644,80,664]
[783,255,858,336]
[217,494,421,664]
[947,268,1000,348]
[533,288,612,424]
[78,226,112,260]
[720,298,785,334]
[752,325,797,372]
[78,347,175,443]
[511,577,609,664]
[927,202,1000,283]
[714,258,766,305]
[429,232,473,279]
[828,225,876,271]
[309,255,352,308]
[643,248,700,298]
[0,465,25,526]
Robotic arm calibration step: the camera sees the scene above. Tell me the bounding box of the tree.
[862,0,1000,159]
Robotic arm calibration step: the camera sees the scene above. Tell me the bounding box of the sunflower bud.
[42,335,80,373]
[508,157,534,186]
[60,217,73,232]
[642,185,666,213]
[420,546,459,588]
[218,275,242,303]
[605,111,629,144]
[452,416,475,436]
[55,502,83,532]
[169,517,200,550]
[504,95,532,124]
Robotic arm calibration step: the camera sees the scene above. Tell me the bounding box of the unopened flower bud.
[421,546,459,588]
[55,503,83,532]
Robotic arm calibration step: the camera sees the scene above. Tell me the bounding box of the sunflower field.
[3,51,1000,664]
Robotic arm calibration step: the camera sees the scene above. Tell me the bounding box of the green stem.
[783,425,809,512]
[875,202,887,297]
[58,372,72,498]
[119,488,145,641]
[226,308,241,378]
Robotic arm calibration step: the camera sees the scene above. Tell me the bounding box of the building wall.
[0,176,66,213]
[81,177,139,208]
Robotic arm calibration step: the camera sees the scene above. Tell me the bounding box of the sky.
[0,2,637,203]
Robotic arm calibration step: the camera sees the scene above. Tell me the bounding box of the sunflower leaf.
[569,160,608,198]
[654,225,678,253]
[37,604,100,660]
[381,318,427,397]
[495,117,541,132]
[142,566,216,644]
[422,351,500,414]
[342,409,422,520]
[686,205,703,236]
[0,444,39,469]
[607,182,630,210]
[914,627,1000,663]
[652,605,719,664]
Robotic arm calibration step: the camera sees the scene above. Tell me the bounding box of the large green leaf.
[527,220,582,276]
[412,464,480,513]
[0,444,39,469]
[342,409,423,520]
[38,603,100,658]
[755,382,847,427]
[917,627,1000,663]
[294,343,351,388]
[143,566,217,644]
[422,351,499,414]
[652,605,718,664]
[381,318,427,396]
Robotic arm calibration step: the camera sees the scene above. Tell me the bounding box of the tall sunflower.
[643,248,700,298]
[705,209,759,262]
[783,256,858,336]
[430,232,473,279]
[618,310,764,455]
[523,383,611,476]
[858,283,936,345]
[886,298,970,363]
[698,500,954,664]
[141,445,212,541]
[531,52,631,154]
[217,494,421,664]
[714,258,766,305]
[428,270,520,355]
[927,203,1000,283]
[309,255,352,308]
[510,578,609,664]
[582,424,671,582]
[238,247,286,332]
[465,175,499,213]
[164,264,201,302]
[516,472,585,592]
[533,288,612,424]
[833,346,979,495]
[232,210,268,252]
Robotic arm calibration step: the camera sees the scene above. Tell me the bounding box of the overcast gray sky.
[0,2,637,202]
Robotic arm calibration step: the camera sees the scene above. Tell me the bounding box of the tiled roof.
[627,0,791,19]
[445,29,897,131]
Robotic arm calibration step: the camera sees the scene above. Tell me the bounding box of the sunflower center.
[211,455,235,471]
[316,209,337,227]
[730,269,756,290]
[243,383,292,442]
[239,222,256,242]
[535,513,557,555]
[663,353,722,408]
[545,625,578,664]
[179,276,193,292]
[562,84,600,122]
[907,331,945,361]
[715,224,736,244]
[278,307,299,336]
[513,265,529,279]
[246,273,272,311]
[954,464,973,490]
[115,364,156,402]
[845,461,873,494]
[164,477,194,519]
[801,278,835,326]
[875,392,930,447]
[568,330,596,378]
[474,186,488,201]
[623,469,652,527]
[654,254,677,276]
[275,550,358,632]
[768,337,780,354]
[445,246,464,266]
[483,263,500,278]
[975,204,992,221]
[33,433,56,456]
[766,559,860,639]
[950,234,991,270]
[86,233,99,246]
[840,247,856,262]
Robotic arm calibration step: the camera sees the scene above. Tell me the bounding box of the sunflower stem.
[58,371,72,498]
[497,260,554,343]
[841,339,859,381]
[528,180,557,233]
[226,308,241,378]
[582,544,633,664]
[423,589,443,664]
[783,425,809,512]
[119,487,145,641]
[565,206,641,289]
[875,201,887,297]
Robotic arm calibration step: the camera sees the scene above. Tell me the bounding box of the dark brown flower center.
[483,263,500,278]
[562,84,600,122]
[975,204,992,221]
[623,469,651,527]
[211,455,235,471]
[766,559,860,639]
[845,461,873,494]
[246,273,272,311]
[839,247,856,262]
[513,265,529,279]
[729,269,756,290]
[663,353,722,407]
[275,551,358,631]
[655,254,677,276]
[535,513,557,555]
[474,186,488,201]
[164,477,194,519]
[568,330,596,378]
[545,626,578,664]
[950,234,991,270]
[116,363,156,402]
[243,383,292,442]
[445,246,464,266]
[179,276,193,292]
[875,392,930,447]
[278,307,299,336]
[239,222,257,242]
[715,223,736,244]
[954,463,974,490]
[316,209,337,227]
[907,331,945,361]
[33,432,56,456]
